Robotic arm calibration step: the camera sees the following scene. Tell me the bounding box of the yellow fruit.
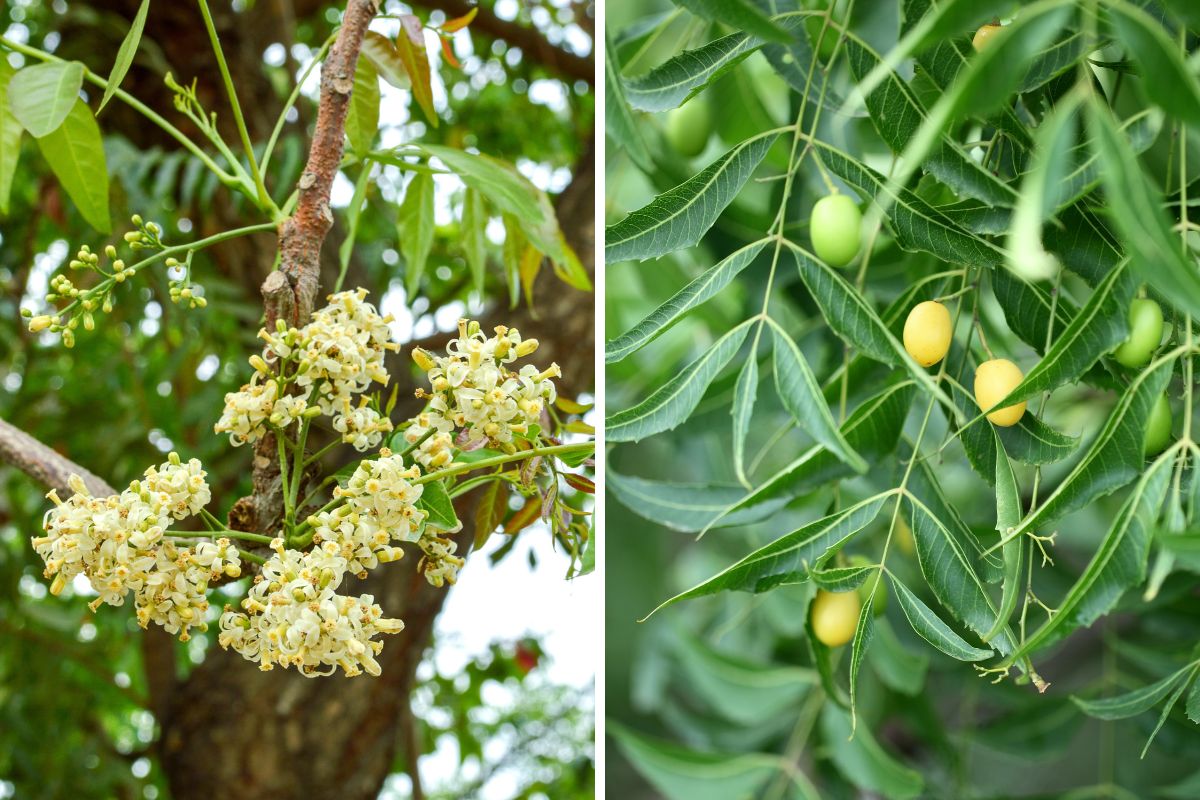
[974,358,1026,427]
[903,301,952,367]
[811,589,861,647]
[973,23,1003,52]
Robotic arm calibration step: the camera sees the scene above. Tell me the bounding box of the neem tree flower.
[32,290,594,678]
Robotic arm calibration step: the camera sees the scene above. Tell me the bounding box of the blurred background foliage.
[606,0,1200,798]
[0,0,594,798]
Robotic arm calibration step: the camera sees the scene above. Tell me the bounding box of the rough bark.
[0,418,114,497]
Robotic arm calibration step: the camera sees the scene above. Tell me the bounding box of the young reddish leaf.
[439,36,461,70]
[504,495,543,534]
[563,473,595,494]
[474,480,510,549]
[442,7,478,33]
[396,15,438,127]
[361,31,410,89]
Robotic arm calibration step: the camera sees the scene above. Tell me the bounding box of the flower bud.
[131,214,143,226]
[411,347,435,371]
[515,338,539,357]
[28,315,52,333]
[105,245,117,259]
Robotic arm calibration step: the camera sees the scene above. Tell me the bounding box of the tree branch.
[0,417,115,496]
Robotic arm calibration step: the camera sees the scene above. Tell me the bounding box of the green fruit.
[1114,298,1163,368]
[809,194,862,267]
[848,555,887,617]
[664,100,712,159]
[1144,395,1172,457]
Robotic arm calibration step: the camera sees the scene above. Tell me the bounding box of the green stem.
[289,416,312,517]
[411,443,593,486]
[165,529,273,545]
[277,432,292,519]
[399,427,437,460]
[240,551,267,565]
[196,0,275,212]
[302,437,342,468]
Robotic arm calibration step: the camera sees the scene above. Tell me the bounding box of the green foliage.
[607,0,1200,795]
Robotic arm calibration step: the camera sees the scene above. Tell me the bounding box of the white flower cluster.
[417,532,464,588]
[217,539,403,677]
[409,320,560,468]
[31,454,239,640]
[215,289,399,451]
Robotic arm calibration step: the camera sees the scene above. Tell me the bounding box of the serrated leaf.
[1007,353,1175,541]
[8,61,83,137]
[461,187,487,295]
[345,56,380,156]
[673,0,791,43]
[949,379,1077,482]
[811,565,873,592]
[769,321,866,473]
[984,437,1023,642]
[815,141,1005,269]
[361,31,410,89]
[398,171,435,296]
[396,16,436,126]
[36,99,110,233]
[849,597,875,731]
[1072,665,1194,720]
[731,352,758,487]
[1089,98,1200,319]
[820,705,924,800]
[607,470,789,533]
[607,240,767,363]
[100,0,149,113]
[888,576,993,662]
[1187,673,1200,724]
[604,33,651,171]
[418,479,459,532]
[609,724,779,800]
[605,134,777,263]
[643,493,889,619]
[607,319,753,443]
[757,11,842,112]
[1108,3,1200,127]
[624,31,758,112]
[0,59,23,215]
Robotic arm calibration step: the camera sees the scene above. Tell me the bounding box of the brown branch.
[421,0,594,85]
[0,417,115,497]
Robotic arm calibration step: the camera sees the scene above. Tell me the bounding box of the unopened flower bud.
[412,347,434,371]
[28,315,52,333]
[515,338,539,357]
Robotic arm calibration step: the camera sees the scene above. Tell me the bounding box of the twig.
[0,418,114,496]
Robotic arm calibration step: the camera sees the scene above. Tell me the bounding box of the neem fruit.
[848,555,888,617]
[810,194,862,267]
[665,99,712,159]
[1144,395,1172,457]
[973,23,1003,51]
[811,589,861,648]
[974,358,1026,427]
[903,301,952,367]
[1113,298,1163,369]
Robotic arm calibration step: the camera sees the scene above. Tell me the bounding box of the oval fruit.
[810,194,862,267]
[1144,395,1172,457]
[974,358,1026,427]
[811,589,861,647]
[894,516,916,556]
[848,555,887,617]
[903,301,953,367]
[665,99,712,159]
[973,23,1003,52]
[1114,298,1163,369]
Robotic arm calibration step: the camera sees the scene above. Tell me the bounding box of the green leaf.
[607,319,753,443]
[1107,3,1200,128]
[398,171,435,296]
[1007,353,1175,541]
[1089,98,1200,319]
[769,321,866,473]
[731,353,758,488]
[811,565,873,592]
[791,246,957,418]
[815,141,1005,269]
[848,595,875,731]
[361,31,411,89]
[1018,24,1088,93]
[0,59,23,215]
[820,705,924,800]
[888,576,993,662]
[8,61,84,137]
[1187,674,1200,724]
[345,56,380,156]
[991,266,1075,354]
[870,619,929,696]
[643,493,889,618]
[605,134,778,263]
[759,13,839,111]
[99,0,150,113]
[418,479,459,532]
[607,240,767,363]
[35,99,110,233]
[1009,448,1175,661]
[396,15,437,126]
[995,261,1135,410]
[1072,665,1194,720]
[461,187,487,296]
[948,378,1076,481]
[984,438,1023,643]
[607,470,788,533]
[624,31,758,112]
[844,34,1015,207]
[604,33,651,171]
[673,0,791,43]
[609,724,780,800]
[673,634,815,725]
